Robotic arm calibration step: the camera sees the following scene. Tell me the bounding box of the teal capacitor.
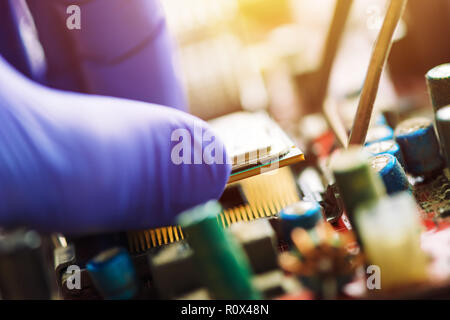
[364,125,394,145]
[369,154,410,195]
[436,105,450,168]
[280,201,323,237]
[395,117,444,177]
[364,139,405,168]
[330,147,386,245]
[177,200,261,300]
[86,247,138,300]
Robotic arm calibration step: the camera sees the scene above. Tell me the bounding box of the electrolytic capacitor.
[280,201,323,238]
[436,105,450,168]
[395,117,444,178]
[0,229,52,299]
[364,124,394,145]
[86,247,138,300]
[364,139,405,168]
[330,147,386,239]
[369,154,410,195]
[177,200,261,300]
[355,192,428,290]
[426,63,450,111]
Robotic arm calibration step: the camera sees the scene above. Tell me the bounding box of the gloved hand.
[26,0,187,110]
[0,56,231,234]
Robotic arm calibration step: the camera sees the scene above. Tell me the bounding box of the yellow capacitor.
[355,192,428,291]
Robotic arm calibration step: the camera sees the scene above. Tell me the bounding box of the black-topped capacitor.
[86,247,138,300]
[280,201,323,237]
[395,117,444,178]
[426,63,450,111]
[364,125,394,145]
[369,154,410,195]
[436,105,450,168]
[364,139,405,168]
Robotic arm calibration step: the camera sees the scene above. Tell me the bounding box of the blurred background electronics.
[1,0,450,300]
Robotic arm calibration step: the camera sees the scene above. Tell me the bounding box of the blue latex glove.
[0,56,231,234]
[26,0,187,110]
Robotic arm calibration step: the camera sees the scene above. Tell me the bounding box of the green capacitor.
[426,63,450,111]
[177,200,261,300]
[436,105,450,168]
[330,147,386,231]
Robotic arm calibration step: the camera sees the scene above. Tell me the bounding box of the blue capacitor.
[395,117,444,177]
[364,139,406,168]
[364,125,394,145]
[369,154,410,195]
[280,201,323,238]
[86,247,138,300]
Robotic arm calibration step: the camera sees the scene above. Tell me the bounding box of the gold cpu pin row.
[127,167,300,253]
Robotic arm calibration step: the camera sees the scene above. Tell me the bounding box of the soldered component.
[280,201,323,238]
[369,154,410,195]
[436,105,450,168]
[149,242,200,299]
[364,139,405,168]
[278,223,362,299]
[177,200,261,300]
[86,247,138,300]
[426,63,450,111]
[364,124,394,145]
[229,219,278,274]
[150,219,279,299]
[395,117,444,178]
